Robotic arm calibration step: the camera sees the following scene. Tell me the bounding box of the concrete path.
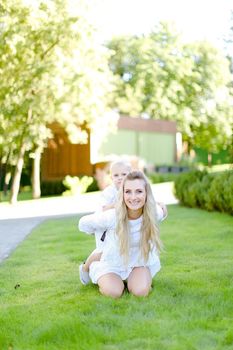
[0,192,101,262]
[0,182,178,263]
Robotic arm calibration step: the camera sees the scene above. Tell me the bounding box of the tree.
[224,10,233,74]
[0,0,115,203]
[107,22,233,156]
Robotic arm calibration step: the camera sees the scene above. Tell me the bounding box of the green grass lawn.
[0,189,61,203]
[0,205,233,350]
[0,188,33,203]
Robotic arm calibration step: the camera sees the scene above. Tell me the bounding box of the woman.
[78,170,164,298]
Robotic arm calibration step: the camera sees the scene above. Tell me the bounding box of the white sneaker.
[79,264,91,285]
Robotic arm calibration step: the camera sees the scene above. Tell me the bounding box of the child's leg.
[79,250,102,285]
[79,230,105,285]
[82,249,102,272]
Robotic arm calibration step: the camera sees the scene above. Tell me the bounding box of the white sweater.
[79,209,161,270]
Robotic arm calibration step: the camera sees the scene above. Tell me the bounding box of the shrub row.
[148,172,181,184]
[41,177,99,197]
[41,180,67,196]
[174,170,233,215]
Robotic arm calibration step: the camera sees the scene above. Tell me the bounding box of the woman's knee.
[99,285,124,298]
[128,284,151,297]
[127,267,152,296]
[98,274,125,298]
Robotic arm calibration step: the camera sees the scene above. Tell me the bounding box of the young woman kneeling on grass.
[78,170,164,298]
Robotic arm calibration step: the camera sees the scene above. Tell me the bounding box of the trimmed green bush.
[41,176,99,197]
[174,170,207,207]
[86,177,99,192]
[41,180,66,196]
[174,170,233,215]
[148,172,181,184]
[207,171,233,213]
[197,173,216,209]
[224,171,233,212]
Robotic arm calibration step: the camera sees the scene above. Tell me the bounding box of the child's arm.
[82,250,102,272]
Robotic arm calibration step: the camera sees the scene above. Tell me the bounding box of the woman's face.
[123,179,146,211]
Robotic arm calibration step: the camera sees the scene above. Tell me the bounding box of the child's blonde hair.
[110,160,131,174]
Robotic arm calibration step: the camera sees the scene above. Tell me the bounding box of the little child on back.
[79,160,132,285]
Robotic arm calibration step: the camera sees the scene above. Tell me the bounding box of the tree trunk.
[207,153,212,167]
[10,108,33,204]
[0,154,10,200]
[4,171,11,196]
[32,147,41,199]
[10,143,26,205]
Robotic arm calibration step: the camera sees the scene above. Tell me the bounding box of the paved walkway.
[0,182,178,263]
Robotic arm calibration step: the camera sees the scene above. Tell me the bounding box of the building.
[41,116,177,181]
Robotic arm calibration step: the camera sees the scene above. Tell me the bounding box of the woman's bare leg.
[98,273,124,298]
[127,267,152,297]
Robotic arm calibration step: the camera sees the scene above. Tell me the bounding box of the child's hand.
[83,251,102,272]
[157,202,168,219]
[102,202,115,211]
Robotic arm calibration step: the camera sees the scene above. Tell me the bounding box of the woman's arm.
[78,209,115,234]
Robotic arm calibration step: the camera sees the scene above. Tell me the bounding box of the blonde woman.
[78,171,165,298]
[79,160,132,285]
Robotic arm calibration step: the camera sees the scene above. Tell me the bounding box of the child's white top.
[97,184,118,210]
[79,209,161,269]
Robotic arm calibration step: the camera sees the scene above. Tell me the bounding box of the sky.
[90,0,233,52]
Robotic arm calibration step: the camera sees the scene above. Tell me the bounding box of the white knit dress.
[79,209,161,283]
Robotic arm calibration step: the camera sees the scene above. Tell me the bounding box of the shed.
[41,116,177,181]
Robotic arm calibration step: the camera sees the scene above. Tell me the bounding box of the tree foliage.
[0,0,115,202]
[107,22,233,153]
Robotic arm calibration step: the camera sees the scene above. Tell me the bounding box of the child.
[79,160,167,285]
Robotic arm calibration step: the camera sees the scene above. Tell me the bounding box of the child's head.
[110,160,131,190]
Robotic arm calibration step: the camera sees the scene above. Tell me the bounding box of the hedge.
[148,172,181,184]
[174,170,233,215]
[41,177,99,197]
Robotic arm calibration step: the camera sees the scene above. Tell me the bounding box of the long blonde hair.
[115,171,163,263]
